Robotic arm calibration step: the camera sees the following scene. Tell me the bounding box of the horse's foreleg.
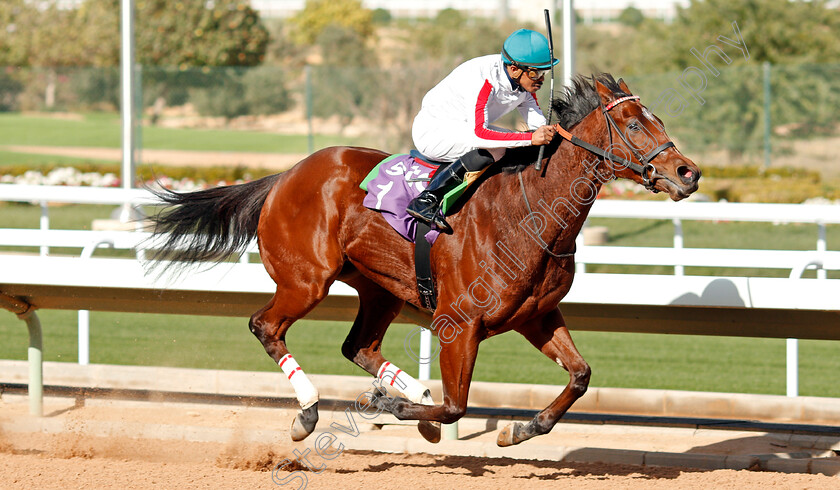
[498,307,591,447]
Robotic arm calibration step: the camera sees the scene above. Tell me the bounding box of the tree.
[0,1,35,67]
[135,0,269,67]
[651,0,840,67]
[0,1,96,108]
[73,0,269,66]
[617,6,645,27]
[289,0,374,45]
[189,66,293,119]
[408,14,514,65]
[631,0,840,160]
[0,1,272,113]
[371,8,391,25]
[310,24,375,128]
[74,0,272,119]
[0,70,23,112]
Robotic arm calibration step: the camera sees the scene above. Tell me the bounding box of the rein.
[517,171,576,259]
[517,93,675,260]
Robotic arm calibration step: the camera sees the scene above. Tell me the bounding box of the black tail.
[144,174,281,273]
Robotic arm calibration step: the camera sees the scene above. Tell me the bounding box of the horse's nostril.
[677,166,697,183]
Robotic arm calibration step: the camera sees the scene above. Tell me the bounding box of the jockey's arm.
[517,93,548,130]
[471,81,537,150]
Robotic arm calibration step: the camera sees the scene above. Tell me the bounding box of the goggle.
[517,65,547,81]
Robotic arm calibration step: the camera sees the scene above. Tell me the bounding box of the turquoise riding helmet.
[501,29,559,69]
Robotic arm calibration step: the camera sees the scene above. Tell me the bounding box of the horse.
[146,74,701,447]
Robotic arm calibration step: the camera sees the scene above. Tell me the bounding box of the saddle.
[361,151,478,311]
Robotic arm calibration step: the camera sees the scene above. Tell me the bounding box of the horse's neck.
[519,110,610,253]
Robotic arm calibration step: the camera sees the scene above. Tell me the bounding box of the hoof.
[290,402,319,442]
[417,420,441,443]
[371,388,410,416]
[496,422,521,447]
[371,388,393,413]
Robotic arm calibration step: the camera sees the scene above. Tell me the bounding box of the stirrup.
[431,214,452,233]
[407,201,451,233]
[407,195,439,223]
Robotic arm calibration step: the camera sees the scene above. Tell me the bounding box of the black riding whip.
[535,8,555,173]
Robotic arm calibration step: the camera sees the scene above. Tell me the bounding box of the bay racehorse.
[146,74,700,447]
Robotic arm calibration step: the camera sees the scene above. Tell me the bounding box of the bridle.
[516,92,676,260]
[551,94,675,191]
[599,95,674,191]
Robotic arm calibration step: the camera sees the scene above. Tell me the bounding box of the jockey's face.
[507,64,544,94]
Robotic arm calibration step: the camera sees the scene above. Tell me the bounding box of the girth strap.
[414,222,436,311]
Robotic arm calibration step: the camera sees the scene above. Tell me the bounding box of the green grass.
[0,203,112,230]
[0,150,117,166]
[1,203,839,397]
[0,112,357,155]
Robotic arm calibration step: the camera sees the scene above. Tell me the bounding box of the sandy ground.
[1,395,838,489]
[4,444,836,490]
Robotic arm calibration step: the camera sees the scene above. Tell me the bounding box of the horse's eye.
[628,122,641,132]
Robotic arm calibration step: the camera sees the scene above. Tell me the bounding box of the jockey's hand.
[531,125,557,145]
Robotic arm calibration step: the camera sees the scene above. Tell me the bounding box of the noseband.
[600,95,673,191]
[551,95,674,192]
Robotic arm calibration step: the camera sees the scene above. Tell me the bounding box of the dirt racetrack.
[3,442,835,490]
[2,394,838,489]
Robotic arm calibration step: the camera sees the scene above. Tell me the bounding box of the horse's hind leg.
[497,307,591,447]
[250,286,331,442]
[340,275,440,442]
[370,319,481,432]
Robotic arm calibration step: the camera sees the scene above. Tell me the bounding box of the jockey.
[407,28,560,232]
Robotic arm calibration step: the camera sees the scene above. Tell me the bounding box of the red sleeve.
[474,80,532,142]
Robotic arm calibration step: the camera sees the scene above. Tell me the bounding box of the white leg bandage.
[377,362,433,405]
[279,354,319,410]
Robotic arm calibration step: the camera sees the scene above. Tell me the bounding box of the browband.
[604,95,640,111]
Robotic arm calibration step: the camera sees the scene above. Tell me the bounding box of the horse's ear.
[594,80,614,105]
[617,78,632,95]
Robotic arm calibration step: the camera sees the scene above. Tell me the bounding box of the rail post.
[24,309,43,416]
[673,218,684,276]
[78,239,115,365]
[786,259,824,397]
[0,292,42,416]
[40,202,49,256]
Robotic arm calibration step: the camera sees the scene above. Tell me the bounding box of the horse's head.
[587,76,701,201]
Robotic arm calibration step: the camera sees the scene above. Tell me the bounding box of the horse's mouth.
[657,176,699,201]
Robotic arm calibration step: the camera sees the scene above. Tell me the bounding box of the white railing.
[4,183,837,272]
[580,198,839,399]
[2,184,839,400]
[582,199,837,279]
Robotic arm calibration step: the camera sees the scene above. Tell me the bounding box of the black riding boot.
[407,149,493,233]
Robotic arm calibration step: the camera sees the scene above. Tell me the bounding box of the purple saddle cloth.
[361,154,441,245]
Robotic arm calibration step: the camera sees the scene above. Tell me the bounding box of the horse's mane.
[497,72,628,173]
[552,73,629,129]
